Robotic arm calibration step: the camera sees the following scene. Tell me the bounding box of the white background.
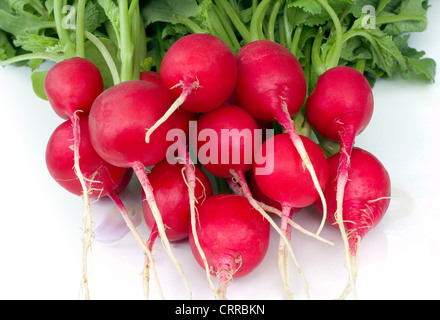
[0,4,439,300]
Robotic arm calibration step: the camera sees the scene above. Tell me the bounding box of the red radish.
[315,148,391,299]
[44,57,103,299]
[44,57,103,121]
[88,80,192,298]
[142,160,213,242]
[306,66,374,298]
[253,133,329,299]
[144,33,237,142]
[235,40,328,235]
[189,194,270,299]
[46,117,163,299]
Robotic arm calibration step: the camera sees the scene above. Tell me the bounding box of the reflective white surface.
[0,3,439,300]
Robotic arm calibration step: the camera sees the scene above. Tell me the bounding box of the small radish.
[142,160,213,242]
[44,57,104,299]
[88,80,192,298]
[235,40,328,235]
[189,194,270,299]
[306,66,374,298]
[46,117,163,299]
[144,33,237,142]
[315,148,391,299]
[253,133,329,299]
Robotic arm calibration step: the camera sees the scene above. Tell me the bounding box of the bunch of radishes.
[43,33,391,300]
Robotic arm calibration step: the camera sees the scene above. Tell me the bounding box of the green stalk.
[376,14,427,26]
[290,25,303,57]
[0,53,64,67]
[250,0,272,42]
[54,0,75,59]
[76,0,86,58]
[268,0,283,42]
[214,0,251,44]
[119,0,133,82]
[84,31,121,86]
[212,4,242,53]
[316,0,343,69]
[129,0,141,80]
[311,28,326,76]
[179,18,206,34]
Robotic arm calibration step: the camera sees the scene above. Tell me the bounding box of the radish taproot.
[88,80,192,298]
[253,133,329,299]
[46,117,163,299]
[235,40,328,235]
[144,33,237,143]
[315,148,391,299]
[44,57,104,299]
[306,66,374,298]
[189,194,270,299]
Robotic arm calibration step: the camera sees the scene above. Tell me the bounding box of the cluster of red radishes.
[44,33,391,300]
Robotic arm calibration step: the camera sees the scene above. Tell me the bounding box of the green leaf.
[83,0,107,33]
[0,8,55,35]
[97,0,120,43]
[13,33,62,53]
[141,0,200,25]
[30,70,48,100]
[394,34,436,82]
[0,29,15,60]
[381,0,428,35]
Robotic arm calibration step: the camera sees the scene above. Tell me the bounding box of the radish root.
[334,129,357,299]
[276,101,328,236]
[145,80,199,143]
[107,192,164,300]
[227,177,334,246]
[179,147,219,299]
[229,169,310,299]
[71,112,92,300]
[132,161,192,299]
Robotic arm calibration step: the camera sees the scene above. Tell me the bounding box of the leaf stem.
[76,0,86,58]
[250,0,272,42]
[84,31,121,85]
[214,0,251,43]
[54,0,75,59]
[0,53,64,67]
[119,0,133,82]
[316,0,343,69]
